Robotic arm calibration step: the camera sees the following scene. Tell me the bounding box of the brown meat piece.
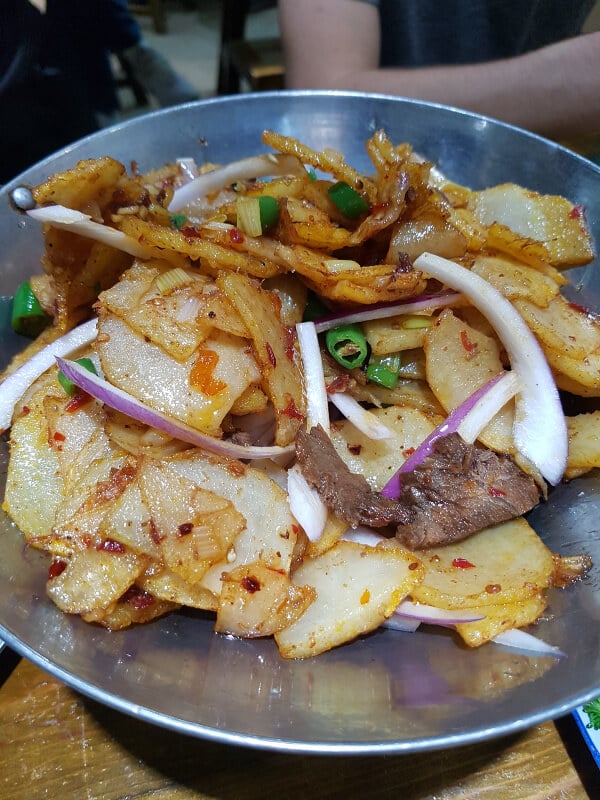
[295,425,413,528]
[395,433,541,549]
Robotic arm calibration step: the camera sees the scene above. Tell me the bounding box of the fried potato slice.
[216,560,316,638]
[471,254,561,307]
[139,569,218,611]
[275,540,424,658]
[33,157,126,210]
[410,518,555,609]
[470,183,595,267]
[424,308,515,453]
[277,197,352,249]
[363,313,433,355]
[453,593,548,647]
[565,411,600,478]
[216,271,305,446]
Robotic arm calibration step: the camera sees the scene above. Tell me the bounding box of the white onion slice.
[176,157,199,181]
[55,357,294,461]
[328,391,394,440]
[287,463,327,541]
[393,600,485,625]
[415,253,567,485]
[492,629,566,658]
[0,319,98,433]
[296,321,330,433]
[456,370,521,444]
[341,527,385,547]
[313,291,461,333]
[168,153,306,212]
[27,206,156,260]
[381,616,421,633]
[382,371,516,498]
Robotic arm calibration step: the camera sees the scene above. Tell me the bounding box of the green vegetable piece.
[366,353,402,389]
[170,213,188,230]
[303,292,328,322]
[327,181,369,219]
[325,324,369,369]
[258,195,279,230]
[307,168,317,182]
[583,697,600,730]
[57,357,97,396]
[11,281,50,338]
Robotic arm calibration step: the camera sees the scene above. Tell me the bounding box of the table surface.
[0,651,597,800]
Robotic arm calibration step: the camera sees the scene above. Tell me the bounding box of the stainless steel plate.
[1,92,599,754]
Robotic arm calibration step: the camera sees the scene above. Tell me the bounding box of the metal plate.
[1,92,599,754]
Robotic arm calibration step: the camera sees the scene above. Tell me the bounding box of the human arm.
[278,0,600,140]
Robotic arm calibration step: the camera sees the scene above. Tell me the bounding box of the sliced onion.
[296,321,330,433]
[176,157,199,181]
[341,527,385,547]
[313,291,461,333]
[55,357,294,461]
[168,153,306,212]
[456,370,520,444]
[27,206,156,260]
[287,463,327,541]
[393,600,485,625]
[0,319,98,433]
[382,371,517,498]
[415,253,568,485]
[328,392,395,440]
[381,616,421,633]
[492,628,566,658]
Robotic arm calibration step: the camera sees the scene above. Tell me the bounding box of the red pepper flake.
[326,375,351,394]
[178,522,193,537]
[281,394,304,420]
[452,557,475,569]
[65,390,93,412]
[460,330,477,355]
[22,405,30,415]
[241,575,261,593]
[408,562,420,571]
[485,583,502,594]
[265,342,277,368]
[121,586,155,610]
[347,444,362,455]
[48,559,67,580]
[97,538,126,554]
[569,204,584,219]
[229,227,244,244]
[180,225,202,238]
[488,486,506,498]
[404,447,416,457]
[189,349,227,396]
[291,524,299,535]
[53,431,66,442]
[148,518,164,545]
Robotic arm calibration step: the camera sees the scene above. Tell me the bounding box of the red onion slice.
[414,253,568,485]
[55,357,294,461]
[0,318,98,433]
[313,291,462,334]
[382,371,514,498]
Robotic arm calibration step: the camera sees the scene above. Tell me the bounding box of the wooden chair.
[217,0,284,94]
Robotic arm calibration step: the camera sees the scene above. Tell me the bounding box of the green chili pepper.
[258,195,279,230]
[325,324,369,369]
[366,353,402,389]
[170,213,188,230]
[57,357,98,396]
[11,281,50,338]
[328,181,369,219]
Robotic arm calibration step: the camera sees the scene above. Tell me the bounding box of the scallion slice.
[328,181,369,218]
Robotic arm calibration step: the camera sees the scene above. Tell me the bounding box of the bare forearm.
[279,0,600,140]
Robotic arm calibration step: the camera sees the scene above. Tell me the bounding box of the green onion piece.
[170,213,187,230]
[366,354,402,389]
[236,196,263,236]
[327,181,369,219]
[307,168,317,182]
[11,281,50,338]
[258,195,279,230]
[303,292,328,322]
[58,357,98,396]
[401,314,433,330]
[325,324,369,369]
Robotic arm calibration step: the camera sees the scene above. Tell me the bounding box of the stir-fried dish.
[1,129,598,659]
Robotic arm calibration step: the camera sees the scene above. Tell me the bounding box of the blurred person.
[278,0,600,141]
[0,0,198,183]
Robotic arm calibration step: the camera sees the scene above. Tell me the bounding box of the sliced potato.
[410,518,555,609]
[453,593,548,647]
[565,411,600,478]
[275,541,424,658]
[471,254,561,307]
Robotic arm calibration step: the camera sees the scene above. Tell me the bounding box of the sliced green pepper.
[258,195,279,230]
[325,324,369,369]
[366,353,402,389]
[328,181,369,219]
[11,281,50,338]
[57,357,98,396]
